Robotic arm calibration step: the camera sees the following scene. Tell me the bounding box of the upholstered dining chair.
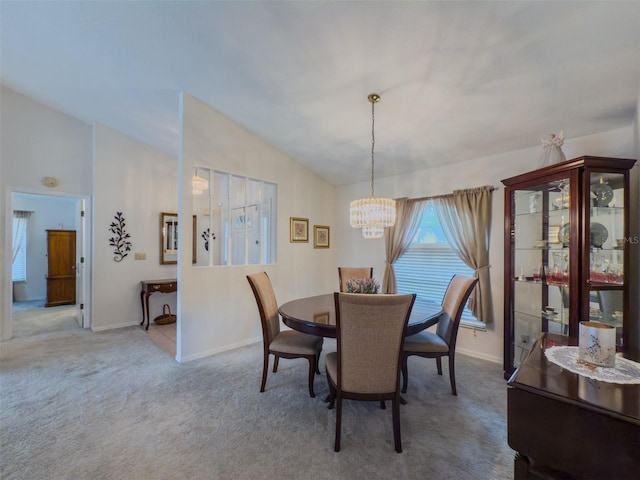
[338,267,373,292]
[246,272,323,398]
[326,292,416,453]
[401,274,478,396]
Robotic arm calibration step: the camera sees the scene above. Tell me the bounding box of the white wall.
[3,84,637,364]
[2,88,337,361]
[177,92,337,361]
[335,126,637,364]
[1,86,93,340]
[92,124,179,331]
[12,193,77,301]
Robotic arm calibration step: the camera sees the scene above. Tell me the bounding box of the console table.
[507,332,639,479]
[140,279,177,330]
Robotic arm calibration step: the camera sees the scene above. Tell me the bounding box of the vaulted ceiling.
[1,1,639,186]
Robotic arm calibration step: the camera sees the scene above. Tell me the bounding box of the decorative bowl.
[590,222,608,248]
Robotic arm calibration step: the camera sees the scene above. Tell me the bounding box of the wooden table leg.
[144,293,152,330]
[140,290,146,327]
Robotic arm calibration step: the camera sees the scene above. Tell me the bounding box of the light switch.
[134,252,146,260]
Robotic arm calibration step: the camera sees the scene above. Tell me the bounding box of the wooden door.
[46,230,76,307]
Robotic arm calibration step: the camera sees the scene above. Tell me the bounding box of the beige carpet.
[0,322,515,480]
[11,301,80,338]
[13,300,176,357]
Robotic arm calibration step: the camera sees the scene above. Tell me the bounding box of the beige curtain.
[382,198,427,293]
[12,210,31,264]
[432,186,494,323]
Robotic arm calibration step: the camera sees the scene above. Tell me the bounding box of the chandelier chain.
[371,99,375,197]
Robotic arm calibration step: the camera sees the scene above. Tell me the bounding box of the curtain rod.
[404,185,497,202]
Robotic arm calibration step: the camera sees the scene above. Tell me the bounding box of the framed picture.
[314,225,330,249]
[290,217,309,243]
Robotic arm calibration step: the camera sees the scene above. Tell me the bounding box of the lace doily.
[545,346,640,384]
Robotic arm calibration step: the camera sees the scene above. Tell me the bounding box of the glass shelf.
[591,206,624,215]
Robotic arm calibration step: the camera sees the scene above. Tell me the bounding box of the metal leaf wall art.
[202,228,216,251]
[109,212,132,262]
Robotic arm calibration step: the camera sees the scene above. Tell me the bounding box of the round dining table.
[278,293,444,338]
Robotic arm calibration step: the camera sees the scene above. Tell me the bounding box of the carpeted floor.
[11,301,80,338]
[0,321,515,480]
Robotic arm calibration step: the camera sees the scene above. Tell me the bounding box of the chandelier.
[192,169,209,196]
[349,93,396,238]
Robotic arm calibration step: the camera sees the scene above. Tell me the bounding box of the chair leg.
[448,354,457,396]
[260,351,269,392]
[307,356,316,398]
[380,401,386,409]
[401,354,409,393]
[436,356,443,375]
[327,374,336,409]
[392,395,402,453]
[334,395,342,452]
[315,352,321,374]
[273,355,279,372]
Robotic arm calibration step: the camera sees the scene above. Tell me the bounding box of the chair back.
[436,275,479,347]
[338,267,374,292]
[247,272,281,346]
[334,292,416,394]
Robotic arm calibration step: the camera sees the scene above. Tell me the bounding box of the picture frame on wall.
[314,225,330,249]
[290,217,309,243]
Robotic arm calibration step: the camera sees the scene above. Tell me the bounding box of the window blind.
[395,244,475,318]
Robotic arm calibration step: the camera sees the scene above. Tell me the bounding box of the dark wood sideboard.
[507,333,640,480]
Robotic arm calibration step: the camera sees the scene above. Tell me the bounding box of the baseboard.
[456,346,501,364]
[178,337,262,363]
[91,321,139,332]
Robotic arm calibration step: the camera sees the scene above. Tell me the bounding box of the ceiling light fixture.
[349,93,396,238]
[192,169,209,196]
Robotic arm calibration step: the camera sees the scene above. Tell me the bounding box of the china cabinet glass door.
[586,171,626,348]
[511,176,571,368]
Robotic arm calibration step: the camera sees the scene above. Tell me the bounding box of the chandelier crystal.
[349,93,396,238]
[361,225,385,239]
[192,169,209,196]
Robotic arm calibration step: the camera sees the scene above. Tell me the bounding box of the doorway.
[9,191,89,338]
[45,229,77,307]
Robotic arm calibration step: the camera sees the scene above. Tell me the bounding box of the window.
[12,212,30,282]
[193,169,277,266]
[394,203,476,321]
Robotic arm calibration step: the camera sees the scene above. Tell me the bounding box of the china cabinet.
[502,156,636,377]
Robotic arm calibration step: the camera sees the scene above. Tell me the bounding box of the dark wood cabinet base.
[509,388,639,479]
[508,333,639,480]
[513,454,574,480]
